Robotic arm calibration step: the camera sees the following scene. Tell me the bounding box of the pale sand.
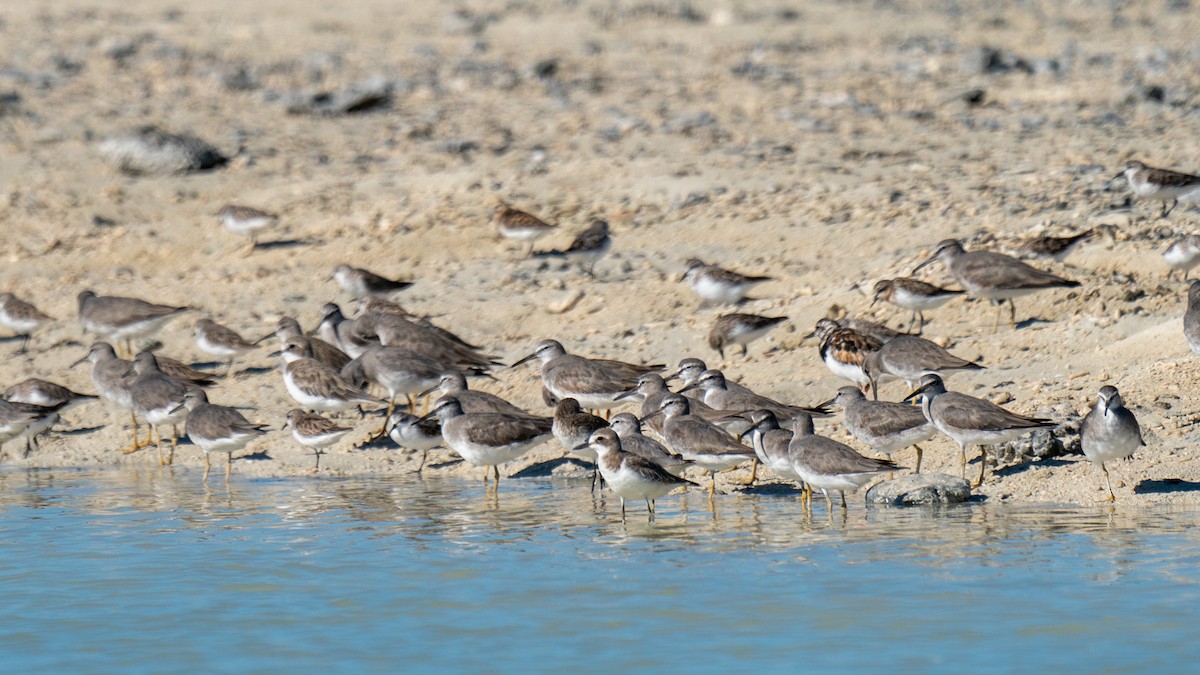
[1,0,1199,505]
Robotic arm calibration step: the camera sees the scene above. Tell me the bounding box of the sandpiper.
[0,292,54,353]
[286,408,354,471]
[681,258,771,306]
[333,264,413,299]
[840,318,907,345]
[668,357,755,401]
[577,428,698,523]
[1114,160,1200,218]
[534,219,612,276]
[153,353,219,388]
[355,311,498,369]
[813,318,882,392]
[616,372,685,436]
[340,344,449,417]
[318,303,372,358]
[1185,281,1200,355]
[554,398,611,488]
[194,318,258,373]
[0,401,46,461]
[493,202,557,257]
[269,318,352,371]
[176,389,267,481]
[420,395,554,486]
[871,278,964,333]
[3,379,98,455]
[645,394,756,498]
[217,204,278,250]
[418,372,529,416]
[737,410,802,485]
[77,290,188,357]
[607,413,691,477]
[1080,386,1144,502]
[708,313,786,358]
[905,374,1055,487]
[128,351,192,465]
[862,334,983,397]
[512,339,661,412]
[1163,235,1200,281]
[279,337,384,413]
[788,413,900,511]
[913,239,1080,330]
[385,410,442,472]
[72,342,142,452]
[681,369,829,424]
[826,387,934,473]
[1017,229,1095,262]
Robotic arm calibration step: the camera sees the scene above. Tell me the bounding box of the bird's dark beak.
[418,385,439,398]
[663,371,681,384]
[817,396,836,410]
[678,382,700,393]
[253,332,274,345]
[614,388,639,401]
[121,367,135,378]
[639,410,663,424]
[902,387,923,403]
[572,441,591,453]
[510,352,538,368]
[169,402,185,415]
[912,254,937,275]
[478,372,499,382]
[267,350,282,359]
[70,355,88,368]
[416,411,437,424]
[1111,170,1126,182]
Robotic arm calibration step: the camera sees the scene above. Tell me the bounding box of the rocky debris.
[992,416,1082,465]
[98,126,228,176]
[961,46,1057,75]
[284,78,393,115]
[866,473,973,505]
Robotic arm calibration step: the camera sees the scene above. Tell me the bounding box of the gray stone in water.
[98,126,227,176]
[866,473,972,506]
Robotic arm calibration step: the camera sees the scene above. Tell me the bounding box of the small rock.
[284,77,393,115]
[866,473,972,505]
[98,126,227,176]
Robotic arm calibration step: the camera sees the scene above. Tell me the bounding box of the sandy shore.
[2,0,1200,505]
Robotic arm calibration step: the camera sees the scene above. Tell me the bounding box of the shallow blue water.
[0,468,1197,672]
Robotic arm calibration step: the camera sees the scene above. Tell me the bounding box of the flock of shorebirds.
[2,160,1200,521]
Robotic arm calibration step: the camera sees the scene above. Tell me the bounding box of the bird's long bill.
[1111,170,1126,182]
[678,382,700,394]
[253,332,275,345]
[69,354,88,368]
[417,385,439,398]
[901,387,923,403]
[817,397,837,411]
[614,388,639,401]
[572,441,591,453]
[639,410,663,424]
[169,402,185,415]
[416,411,437,425]
[912,254,938,275]
[663,371,681,384]
[266,350,282,359]
[509,352,538,369]
[736,416,768,442]
[121,367,136,379]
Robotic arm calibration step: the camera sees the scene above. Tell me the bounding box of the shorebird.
[318,303,372,359]
[0,292,54,353]
[493,202,557,257]
[905,374,1055,487]
[153,353,219,388]
[576,428,698,523]
[0,400,53,461]
[737,410,804,489]
[607,413,692,477]
[340,344,451,418]
[1186,281,1200,355]
[681,369,829,427]
[420,395,553,486]
[285,408,354,472]
[217,204,278,251]
[1017,229,1095,263]
[128,351,192,465]
[681,258,771,306]
[176,389,267,481]
[862,335,983,397]
[840,318,907,345]
[3,379,98,455]
[826,387,934,473]
[354,311,498,369]
[193,319,258,373]
[616,372,682,436]
[512,339,661,413]
[667,357,755,400]
[1080,386,1144,502]
[72,342,144,452]
[333,264,413,299]
[77,290,188,357]
[533,219,612,276]
[871,278,964,333]
[812,318,882,392]
[268,318,352,372]
[279,337,384,413]
[385,410,443,472]
[788,413,900,511]
[644,394,756,498]
[1114,160,1200,218]
[913,239,1080,330]
[553,398,609,489]
[418,372,529,416]
[708,313,786,358]
[1163,235,1200,281]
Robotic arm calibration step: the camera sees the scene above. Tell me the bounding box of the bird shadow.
[735,482,804,497]
[1014,317,1055,331]
[254,238,322,251]
[991,457,1075,478]
[239,450,272,462]
[354,434,398,450]
[426,457,464,470]
[60,425,106,436]
[235,366,275,377]
[1134,478,1200,495]
[510,456,591,479]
